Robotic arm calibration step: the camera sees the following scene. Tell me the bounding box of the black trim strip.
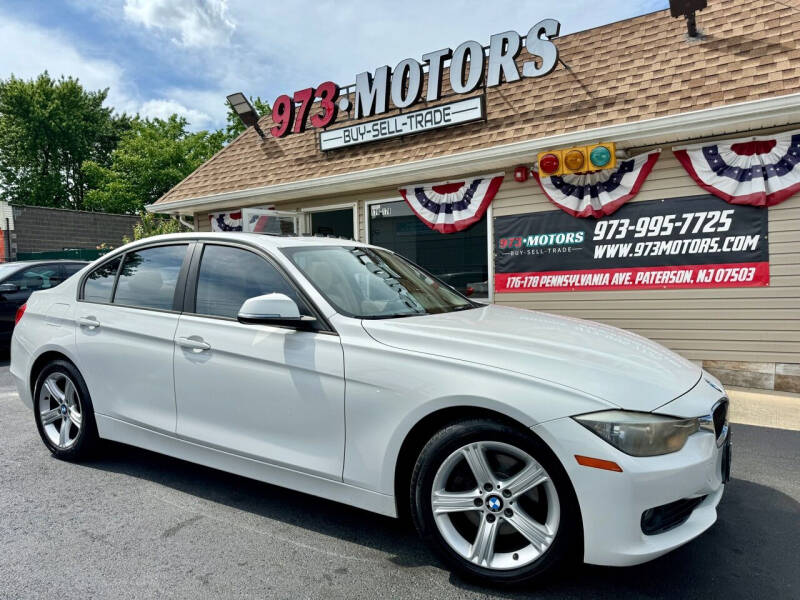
[173,242,197,312]
[109,252,125,303]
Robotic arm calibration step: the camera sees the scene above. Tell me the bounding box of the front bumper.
[534,391,728,566]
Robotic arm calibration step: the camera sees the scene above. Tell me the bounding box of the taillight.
[14,303,26,326]
[465,286,474,297]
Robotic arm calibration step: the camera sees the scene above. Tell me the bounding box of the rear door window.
[113,245,187,311]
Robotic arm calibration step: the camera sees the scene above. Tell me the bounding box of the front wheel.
[33,360,98,460]
[410,419,581,586]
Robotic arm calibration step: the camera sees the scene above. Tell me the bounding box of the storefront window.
[309,208,354,239]
[367,200,488,299]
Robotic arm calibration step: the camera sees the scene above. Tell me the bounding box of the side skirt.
[95,414,397,517]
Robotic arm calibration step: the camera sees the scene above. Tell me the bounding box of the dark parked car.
[0,260,87,346]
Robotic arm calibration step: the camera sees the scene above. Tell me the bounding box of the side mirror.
[237,293,317,329]
[0,282,18,293]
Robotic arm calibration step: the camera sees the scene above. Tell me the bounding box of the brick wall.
[10,205,140,253]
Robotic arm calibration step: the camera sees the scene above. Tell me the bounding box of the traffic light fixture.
[537,142,616,177]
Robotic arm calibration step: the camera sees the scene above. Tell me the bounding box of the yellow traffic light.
[562,147,588,175]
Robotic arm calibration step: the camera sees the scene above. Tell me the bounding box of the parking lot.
[1,361,798,600]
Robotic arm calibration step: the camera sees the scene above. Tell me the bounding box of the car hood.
[361,304,701,412]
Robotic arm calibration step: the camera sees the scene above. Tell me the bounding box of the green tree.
[84,115,225,214]
[123,211,190,243]
[0,72,130,209]
[224,95,270,143]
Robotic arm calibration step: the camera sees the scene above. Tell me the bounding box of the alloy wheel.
[430,440,560,571]
[38,373,83,449]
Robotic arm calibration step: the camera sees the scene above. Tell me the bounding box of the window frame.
[182,240,335,334]
[364,196,495,303]
[300,202,359,241]
[78,242,196,313]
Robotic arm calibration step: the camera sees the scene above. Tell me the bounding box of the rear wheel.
[410,419,581,586]
[33,360,98,460]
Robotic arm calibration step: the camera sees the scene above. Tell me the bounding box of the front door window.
[193,244,310,318]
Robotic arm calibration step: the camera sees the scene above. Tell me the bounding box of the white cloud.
[0,11,134,112]
[0,9,225,129]
[139,98,213,128]
[123,0,235,48]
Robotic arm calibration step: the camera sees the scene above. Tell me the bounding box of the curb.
[727,386,800,432]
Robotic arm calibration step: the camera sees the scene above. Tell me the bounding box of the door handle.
[77,316,100,329]
[176,336,211,352]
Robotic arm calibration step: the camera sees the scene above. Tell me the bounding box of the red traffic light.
[539,153,560,175]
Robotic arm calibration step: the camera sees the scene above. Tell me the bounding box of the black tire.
[33,359,99,461]
[409,419,582,586]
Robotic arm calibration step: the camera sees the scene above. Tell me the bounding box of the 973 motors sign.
[495,196,769,292]
[268,20,560,148]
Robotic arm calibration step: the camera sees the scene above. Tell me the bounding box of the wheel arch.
[393,404,586,567]
[392,406,563,519]
[29,349,78,398]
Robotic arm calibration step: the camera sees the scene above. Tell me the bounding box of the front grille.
[641,496,707,535]
[713,399,729,438]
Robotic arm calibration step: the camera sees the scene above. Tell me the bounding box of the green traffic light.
[590,146,612,167]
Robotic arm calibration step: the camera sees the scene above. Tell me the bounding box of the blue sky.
[0,0,667,131]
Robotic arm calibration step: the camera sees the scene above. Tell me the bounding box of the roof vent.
[669,0,707,38]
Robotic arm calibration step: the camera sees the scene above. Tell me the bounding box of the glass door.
[367,200,489,299]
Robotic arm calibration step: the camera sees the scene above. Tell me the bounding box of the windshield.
[282,246,477,319]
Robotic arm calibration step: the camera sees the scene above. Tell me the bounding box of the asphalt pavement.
[1,360,798,600]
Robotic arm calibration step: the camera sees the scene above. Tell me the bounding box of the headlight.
[574,410,700,457]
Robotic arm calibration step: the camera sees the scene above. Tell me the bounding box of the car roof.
[122,232,374,251]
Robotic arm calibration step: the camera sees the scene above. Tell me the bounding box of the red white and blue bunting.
[533,151,660,218]
[399,172,504,233]
[673,130,800,207]
[209,210,242,231]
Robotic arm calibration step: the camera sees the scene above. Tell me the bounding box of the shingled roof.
[154,0,800,207]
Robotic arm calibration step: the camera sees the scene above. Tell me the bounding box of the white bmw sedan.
[11,233,731,585]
